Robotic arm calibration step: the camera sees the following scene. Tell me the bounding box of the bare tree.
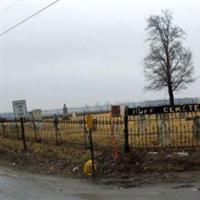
[144,10,195,105]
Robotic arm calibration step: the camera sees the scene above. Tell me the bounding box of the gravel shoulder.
[1,137,200,187]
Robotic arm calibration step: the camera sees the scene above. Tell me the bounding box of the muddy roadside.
[1,137,200,187]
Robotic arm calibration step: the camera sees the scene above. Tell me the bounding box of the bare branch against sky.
[0,0,199,112]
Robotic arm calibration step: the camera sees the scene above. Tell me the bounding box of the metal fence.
[1,103,200,151]
[0,119,113,149]
[127,104,200,149]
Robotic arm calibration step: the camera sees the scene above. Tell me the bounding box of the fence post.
[15,118,21,140]
[32,114,38,142]
[32,114,41,142]
[20,117,27,151]
[54,115,61,145]
[124,106,130,153]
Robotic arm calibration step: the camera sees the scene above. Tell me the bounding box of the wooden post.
[20,117,27,151]
[124,106,130,153]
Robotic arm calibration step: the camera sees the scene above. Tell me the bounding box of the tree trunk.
[168,85,174,105]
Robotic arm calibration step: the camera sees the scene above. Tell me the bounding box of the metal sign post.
[89,127,95,178]
[86,114,95,178]
[12,100,28,151]
[20,117,27,151]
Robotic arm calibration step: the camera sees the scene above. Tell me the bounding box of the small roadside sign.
[111,105,121,117]
[12,100,28,119]
[87,115,93,129]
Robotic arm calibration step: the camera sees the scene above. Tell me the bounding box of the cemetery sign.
[128,104,200,116]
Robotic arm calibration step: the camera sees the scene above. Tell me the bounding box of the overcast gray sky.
[0,0,200,112]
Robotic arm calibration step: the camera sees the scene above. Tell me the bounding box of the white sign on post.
[12,100,28,119]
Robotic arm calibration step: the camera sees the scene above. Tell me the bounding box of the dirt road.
[0,167,200,200]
